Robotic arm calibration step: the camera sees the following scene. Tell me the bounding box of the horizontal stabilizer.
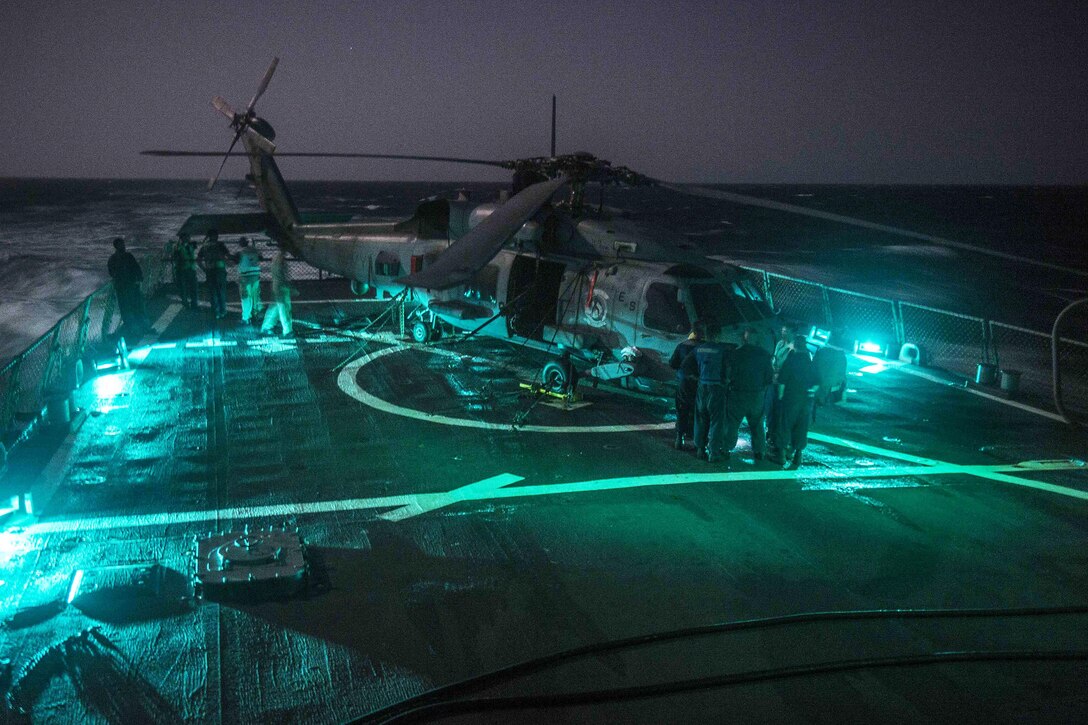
[243,126,276,155]
[177,213,277,239]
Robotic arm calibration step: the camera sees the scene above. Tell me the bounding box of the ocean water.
[1,178,1086,364]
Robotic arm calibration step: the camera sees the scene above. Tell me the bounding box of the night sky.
[2,0,1085,183]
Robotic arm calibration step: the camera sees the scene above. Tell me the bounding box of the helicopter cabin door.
[506,255,566,340]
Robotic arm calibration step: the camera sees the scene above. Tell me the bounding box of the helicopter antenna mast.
[551,95,557,157]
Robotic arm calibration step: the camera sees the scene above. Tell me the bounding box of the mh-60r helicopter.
[146,59,779,388]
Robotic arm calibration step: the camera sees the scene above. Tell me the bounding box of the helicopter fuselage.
[290,200,778,381]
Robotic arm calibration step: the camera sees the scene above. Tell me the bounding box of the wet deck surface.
[1,291,1087,723]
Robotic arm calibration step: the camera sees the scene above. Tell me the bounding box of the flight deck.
[0,286,1087,724]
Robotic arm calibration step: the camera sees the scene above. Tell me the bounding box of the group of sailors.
[670,322,847,469]
[170,230,293,336]
[107,232,294,339]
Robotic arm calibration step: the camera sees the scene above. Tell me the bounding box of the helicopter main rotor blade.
[268,152,511,166]
[140,150,511,166]
[208,130,243,191]
[398,174,570,290]
[663,183,1088,276]
[247,56,279,113]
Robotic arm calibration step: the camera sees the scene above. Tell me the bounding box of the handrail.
[0,250,165,438]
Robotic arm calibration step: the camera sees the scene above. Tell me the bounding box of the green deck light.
[857,340,885,354]
[92,370,135,412]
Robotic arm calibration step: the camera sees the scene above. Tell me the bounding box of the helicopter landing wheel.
[411,320,432,343]
[350,279,374,298]
[541,361,568,393]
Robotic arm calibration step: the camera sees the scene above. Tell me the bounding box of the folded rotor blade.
[247,57,279,113]
[398,175,570,290]
[208,130,243,191]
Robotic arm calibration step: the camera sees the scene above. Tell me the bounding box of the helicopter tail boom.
[237,126,302,247]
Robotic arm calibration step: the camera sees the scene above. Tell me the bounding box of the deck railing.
[741,266,1088,421]
[0,251,169,450]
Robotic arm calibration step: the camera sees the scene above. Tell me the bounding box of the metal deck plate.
[195,526,307,600]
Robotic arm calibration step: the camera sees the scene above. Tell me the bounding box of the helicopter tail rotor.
[207,57,280,190]
[247,56,279,112]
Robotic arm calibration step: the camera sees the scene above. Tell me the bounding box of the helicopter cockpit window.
[466,264,499,304]
[739,279,774,316]
[689,282,744,330]
[730,281,765,321]
[644,282,689,334]
[740,280,763,302]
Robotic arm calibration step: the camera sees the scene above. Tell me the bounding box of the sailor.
[172,236,199,309]
[197,229,230,319]
[725,327,775,460]
[107,237,147,335]
[261,250,294,337]
[690,327,731,463]
[668,320,704,450]
[233,237,264,324]
[772,334,820,469]
[773,324,795,374]
[766,322,795,451]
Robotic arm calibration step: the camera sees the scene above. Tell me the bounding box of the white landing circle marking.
[337,344,671,434]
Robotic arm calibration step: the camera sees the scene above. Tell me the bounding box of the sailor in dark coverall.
[107,237,146,334]
[772,334,820,469]
[766,323,794,451]
[691,330,731,463]
[668,320,705,450]
[173,236,199,309]
[725,327,774,460]
[197,230,230,319]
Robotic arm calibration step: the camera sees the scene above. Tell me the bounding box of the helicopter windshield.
[728,280,770,321]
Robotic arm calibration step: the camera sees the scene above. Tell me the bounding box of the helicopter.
[145,58,781,389]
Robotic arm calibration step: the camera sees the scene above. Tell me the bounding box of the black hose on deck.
[374,649,1088,723]
[350,603,1088,724]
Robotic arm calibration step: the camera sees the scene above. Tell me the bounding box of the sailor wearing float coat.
[234,237,264,324]
[691,331,732,463]
[261,251,293,337]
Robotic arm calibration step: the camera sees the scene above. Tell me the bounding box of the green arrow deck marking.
[24,458,1086,535]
